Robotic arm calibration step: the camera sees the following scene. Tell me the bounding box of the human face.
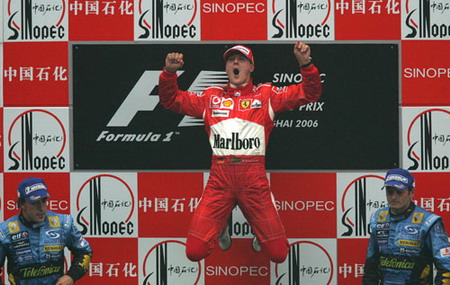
[386,186,414,215]
[20,197,48,223]
[225,52,254,87]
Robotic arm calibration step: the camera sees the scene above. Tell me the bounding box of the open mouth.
[233,68,239,75]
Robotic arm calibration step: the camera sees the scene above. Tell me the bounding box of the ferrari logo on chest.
[240,99,251,110]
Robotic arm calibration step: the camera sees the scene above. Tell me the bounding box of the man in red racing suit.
[158,42,322,263]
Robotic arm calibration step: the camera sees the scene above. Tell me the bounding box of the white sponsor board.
[268,0,335,40]
[138,238,204,284]
[4,107,70,172]
[402,0,450,39]
[71,172,138,237]
[3,0,68,41]
[337,172,387,239]
[402,107,450,172]
[134,0,200,41]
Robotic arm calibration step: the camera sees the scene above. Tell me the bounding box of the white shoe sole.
[218,226,231,251]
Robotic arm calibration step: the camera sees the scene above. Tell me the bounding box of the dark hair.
[17,198,26,207]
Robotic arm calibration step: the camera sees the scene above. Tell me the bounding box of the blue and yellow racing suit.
[363,204,450,284]
[0,211,92,285]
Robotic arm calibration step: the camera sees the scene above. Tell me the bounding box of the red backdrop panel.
[413,172,450,227]
[271,173,337,238]
[337,238,369,284]
[76,237,138,284]
[3,42,69,106]
[138,172,204,237]
[205,239,270,284]
[0,108,3,173]
[402,41,450,106]
[200,0,267,40]
[69,0,134,41]
[335,3,400,40]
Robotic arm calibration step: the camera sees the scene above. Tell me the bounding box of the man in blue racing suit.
[0,177,92,285]
[363,168,450,284]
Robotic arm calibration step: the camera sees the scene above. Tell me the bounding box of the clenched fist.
[293,41,312,66]
[164,53,184,73]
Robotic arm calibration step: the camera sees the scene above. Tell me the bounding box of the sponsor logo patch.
[8,221,20,233]
[44,245,64,252]
[398,240,421,247]
[16,248,32,255]
[238,99,262,111]
[440,247,450,257]
[210,96,222,108]
[18,263,63,279]
[48,216,61,228]
[240,99,251,110]
[221,98,234,109]
[376,223,390,229]
[376,230,389,238]
[12,239,30,249]
[11,231,29,240]
[251,99,262,108]
[377,211,388,222]
[212,110,230,117]
[386,174,409,184]
[25,183,47,195]
[45,230,61,239]
[412,213,424,224]
[213,133,261,150]
[380,256,415,270]
[399,247,421,254]
[210,96,234,109]
[403,225,419,235]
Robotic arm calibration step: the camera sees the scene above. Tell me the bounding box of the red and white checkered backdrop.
[1,0,449,284]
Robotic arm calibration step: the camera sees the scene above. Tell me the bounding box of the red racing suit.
[158,64,322,261]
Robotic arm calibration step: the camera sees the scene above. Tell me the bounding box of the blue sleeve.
[363,217,381,284]
[425,219,450,285]
[0,228,6,269]
[65,215,92,281]
[0,243,6,270]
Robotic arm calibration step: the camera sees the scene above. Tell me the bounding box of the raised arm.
[269,41,322,113]
[164,52,184,73]
[159,52,206,118]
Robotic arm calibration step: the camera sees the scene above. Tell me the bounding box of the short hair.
[17,198,26,208]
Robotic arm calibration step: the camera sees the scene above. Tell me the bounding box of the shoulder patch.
[48,216,61,228]
[425,214,440,226]
[8,221,20,233]
[411,212,424,224]
[377,211,388,222]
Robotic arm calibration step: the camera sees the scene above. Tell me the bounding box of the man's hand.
[55,275,74,285]
[164,53,184,73]
[293,41,311,66]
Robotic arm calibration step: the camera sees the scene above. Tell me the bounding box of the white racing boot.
[218,225,231,251]
[252,236,261,252]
